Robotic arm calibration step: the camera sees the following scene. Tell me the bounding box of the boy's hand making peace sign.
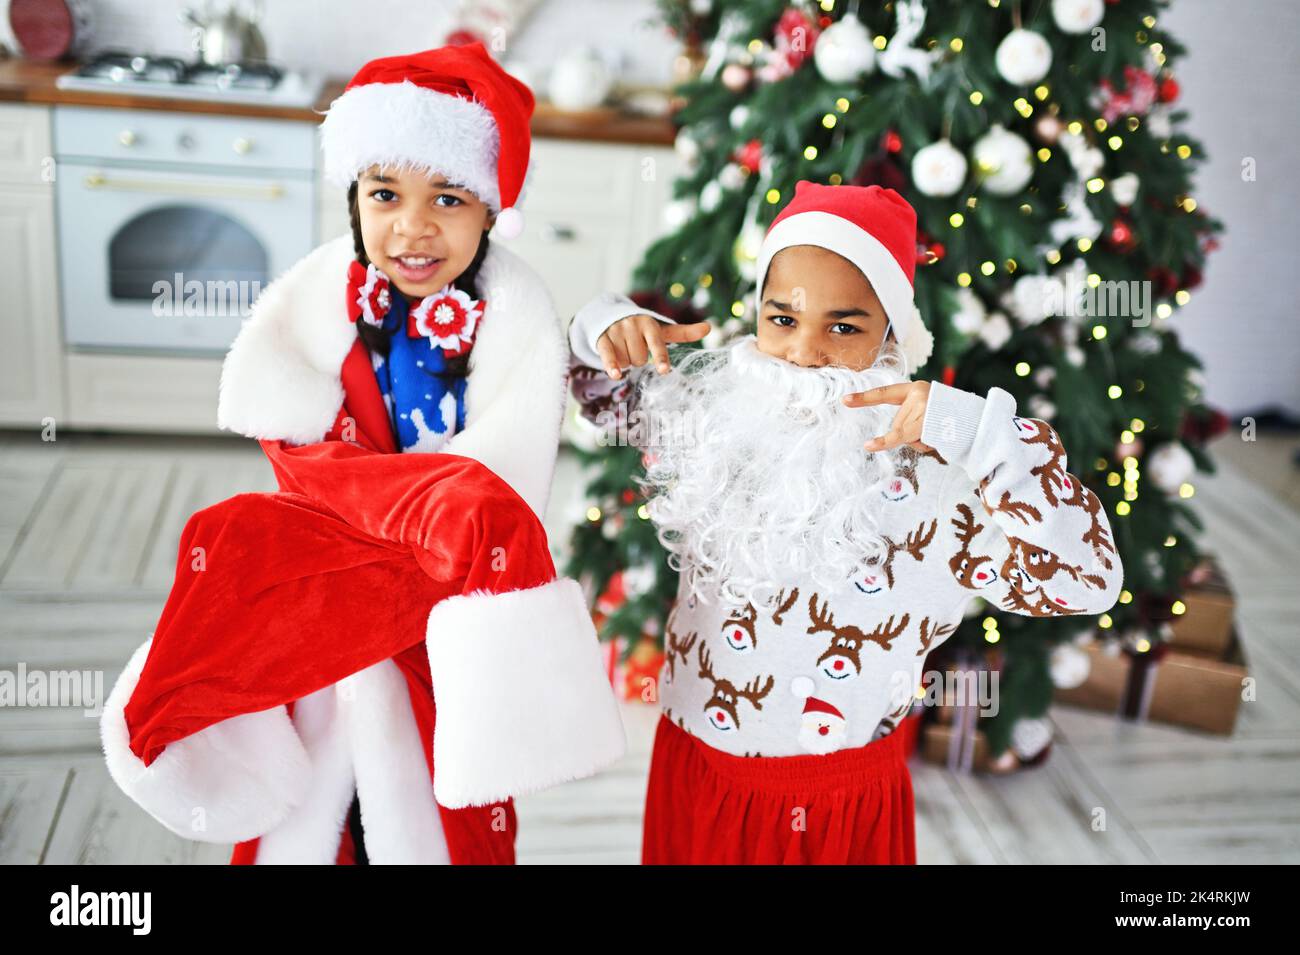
[842,381,935,453]
[596,314,712,379]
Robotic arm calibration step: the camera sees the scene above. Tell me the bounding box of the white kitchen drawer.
[54,105,316,173]
[65,352,223,434]
[506,214,634,321]
[0,104,54,186]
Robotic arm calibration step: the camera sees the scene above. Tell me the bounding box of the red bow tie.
[346,260,486,359]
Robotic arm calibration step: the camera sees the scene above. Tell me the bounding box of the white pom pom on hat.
[320,41,534,239]
[491,205,525,240]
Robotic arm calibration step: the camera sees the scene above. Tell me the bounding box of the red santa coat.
[99,234,626,864]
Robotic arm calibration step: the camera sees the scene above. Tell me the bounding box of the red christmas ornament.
[942,365,956,386]
[1158,75,1180,103]
[1097,65,1158,123]
[1108,217,1137,253]
[774,8,820,71]
[1180,406,1230,444]
[1180,265,1203,290]
[735,138,764,173]
[851,154,908,193]
[621,488,637,505]
[883,130,903,154]
[915,231,945,266]
[1147,266,1180,297]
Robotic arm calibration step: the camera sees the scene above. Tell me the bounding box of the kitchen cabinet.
[506,139,678,321]
[0,104,64,429]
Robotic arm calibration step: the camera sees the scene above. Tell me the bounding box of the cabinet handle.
[540,223,576,242]
[83,173,285,201]
[118,130,137,146]
[233,137,253,155]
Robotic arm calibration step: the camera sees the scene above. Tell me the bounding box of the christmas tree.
[565,0,1222,755]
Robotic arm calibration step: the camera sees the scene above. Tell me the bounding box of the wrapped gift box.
[1054,628,1248,735]
[1167,557,1236,657]
[921,721,992,773]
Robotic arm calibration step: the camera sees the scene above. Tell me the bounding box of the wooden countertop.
[0,56,677,145]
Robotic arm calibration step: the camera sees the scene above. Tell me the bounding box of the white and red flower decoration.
[347,261,392,327]
[407,285,485,357]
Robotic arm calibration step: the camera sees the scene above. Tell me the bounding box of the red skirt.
[642,715,916,865]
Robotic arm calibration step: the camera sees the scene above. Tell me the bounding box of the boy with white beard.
[569,181,1122,864]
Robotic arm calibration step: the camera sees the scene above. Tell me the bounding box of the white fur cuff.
[425,577,627,808]
[100,638,313,844]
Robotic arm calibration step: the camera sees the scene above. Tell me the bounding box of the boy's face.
[756,245,891,371]
[356,164,493,298]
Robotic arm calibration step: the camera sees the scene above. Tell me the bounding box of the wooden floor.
[1,428,1297,865]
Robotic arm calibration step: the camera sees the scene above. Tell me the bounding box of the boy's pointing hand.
[842,381,934,453]
[597,315,712,380]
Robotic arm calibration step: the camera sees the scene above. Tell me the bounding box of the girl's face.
[756,245,891,372]
[356,164,494,298]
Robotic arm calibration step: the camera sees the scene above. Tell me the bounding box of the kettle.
[181,0,268,66]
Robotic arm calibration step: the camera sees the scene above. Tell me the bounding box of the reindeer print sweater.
[568,309,1123,757]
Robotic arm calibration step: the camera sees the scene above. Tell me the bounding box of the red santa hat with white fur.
[319,41,534,239]
[754,181,934,373]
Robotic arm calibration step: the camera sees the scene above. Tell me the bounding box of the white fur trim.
[424,577,627,809]
[441,239,567,517]
[319,80,503,210]
[343,660,451,863]
[216,236,356,446]
[217,233,568,519]
[100,637,312,844]
[243,661,453,865]
[754,210,916,340]
[250,684,355,864]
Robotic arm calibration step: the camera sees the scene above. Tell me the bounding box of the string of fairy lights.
[593,0,1209,644]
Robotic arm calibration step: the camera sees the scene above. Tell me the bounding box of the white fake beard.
[637,335,909,611]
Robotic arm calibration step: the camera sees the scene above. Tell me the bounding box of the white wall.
[1156,0,1300,415]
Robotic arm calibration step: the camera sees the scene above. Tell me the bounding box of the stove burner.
[74,50,284,92]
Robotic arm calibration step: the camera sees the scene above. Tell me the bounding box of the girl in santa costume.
[99,42,626,865]
[569,181,1123,864]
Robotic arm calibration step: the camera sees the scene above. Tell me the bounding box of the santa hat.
[319,42,534,239]
[754,181,934,373]
[802,696,845,720]
[791,675,845,720]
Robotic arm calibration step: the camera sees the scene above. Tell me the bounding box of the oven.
[53,105,316,354]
